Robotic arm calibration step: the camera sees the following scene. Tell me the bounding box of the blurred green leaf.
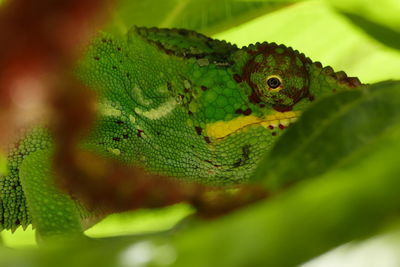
[337,11,400,51]
[0,152,7,176]
[104,0,294,35]
[326,0,400,31]
[326,0,400,50]
[253,81,400,190]
[85,204,193,238]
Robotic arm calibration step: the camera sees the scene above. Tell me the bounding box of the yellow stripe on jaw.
[205,111,301,140]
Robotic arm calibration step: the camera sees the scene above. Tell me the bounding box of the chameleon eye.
[266,76,282,89]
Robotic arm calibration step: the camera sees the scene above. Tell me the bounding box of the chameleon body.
[0,27,361,238]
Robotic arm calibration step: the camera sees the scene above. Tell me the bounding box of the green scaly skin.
[0,27,362,239]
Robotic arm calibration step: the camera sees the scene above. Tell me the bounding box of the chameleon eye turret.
[242,42,311,111]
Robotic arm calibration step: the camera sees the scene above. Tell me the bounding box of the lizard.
[0,26,362,241]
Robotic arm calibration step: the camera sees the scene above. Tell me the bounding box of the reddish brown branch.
[0,0,112,146]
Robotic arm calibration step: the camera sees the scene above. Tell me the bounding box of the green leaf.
[104,0,293,35]
[337,11,400,51]
[253,81,400,190]
[325,0,400,51]
[0,152,7,176]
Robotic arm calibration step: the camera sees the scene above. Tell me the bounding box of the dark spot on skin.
[273,105,293,112]
[272,132,277,136]
[167,82,173,91]
[123,134,129,139]
[205,159,221,167]
[201,86,208,91]
[242,145,250,160]
[346,77,362,88]
[195,126,203,135]
[314,62,323,68]
[243,108,252,116]
[335,71,347,80]
[115,120,124,125]
[233,145,251,168]
[322,66,334,75]
[137,129,144,137]
[308,95,315,101]
[233,74,242,83]
[279,124,286,130]
[233,159,242,168]
[112,66,117,70]
[94,56,100,61]
[268,125,274,130]
[248,91,262,104]
[178,29,190,36]
[204,136,211,144]
[271,95,283,103]
[113,137,121,141]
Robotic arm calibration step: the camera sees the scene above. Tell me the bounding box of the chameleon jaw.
[205,111,301,140]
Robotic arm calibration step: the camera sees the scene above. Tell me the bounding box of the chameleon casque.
[0,27,361,239]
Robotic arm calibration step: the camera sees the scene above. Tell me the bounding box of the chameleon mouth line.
[206,111,301,140]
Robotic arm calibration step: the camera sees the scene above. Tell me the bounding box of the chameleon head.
[200,41,361,144]
[182,41,362,183]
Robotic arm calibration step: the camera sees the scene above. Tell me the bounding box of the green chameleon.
[0,27,361,240]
